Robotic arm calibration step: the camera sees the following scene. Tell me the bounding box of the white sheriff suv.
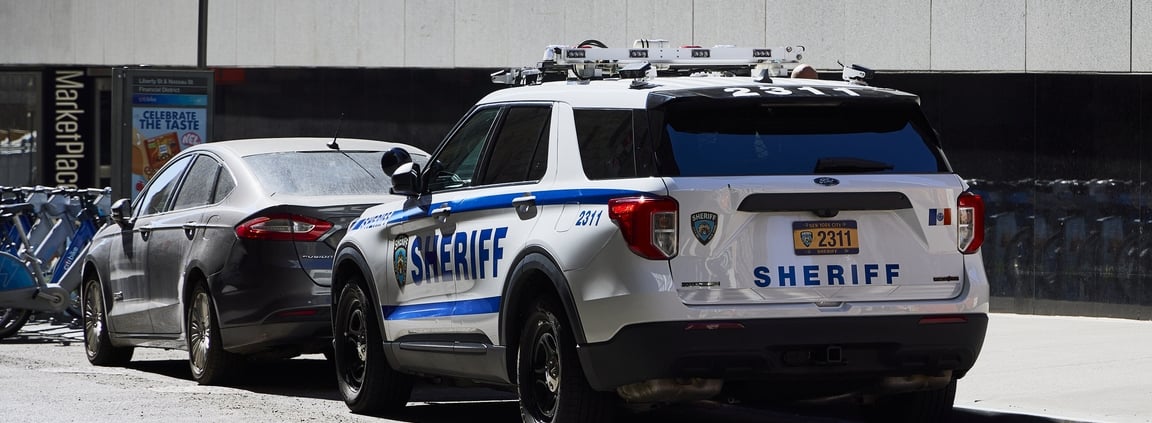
[331,41,989,422]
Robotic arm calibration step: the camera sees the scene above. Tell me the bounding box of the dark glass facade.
[217,69,1152,320]
[6,66,1151,318]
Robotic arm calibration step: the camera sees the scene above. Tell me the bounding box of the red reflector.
[276,309,320,318]
[918,316,968,325]
[684,322,745,331]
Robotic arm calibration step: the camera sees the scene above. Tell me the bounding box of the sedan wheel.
[82,277,133,365]
[187,284,240,385]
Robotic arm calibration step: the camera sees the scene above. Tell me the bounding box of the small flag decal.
[928,208,952,226]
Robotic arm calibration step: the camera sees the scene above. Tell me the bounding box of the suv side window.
[172,155,220,210]
[426,107,500,192]
[136,155,193,216]
[480,106,551,185]
[574,109,636,180]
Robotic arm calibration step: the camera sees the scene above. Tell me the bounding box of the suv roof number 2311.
[329,39,988,423]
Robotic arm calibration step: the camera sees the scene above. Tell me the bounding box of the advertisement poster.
[114,70,213,198]
[130,107,207,192]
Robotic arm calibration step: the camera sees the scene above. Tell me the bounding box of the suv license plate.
[792,220,860,255]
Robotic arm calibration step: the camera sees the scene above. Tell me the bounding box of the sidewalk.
[955,313,1152,423]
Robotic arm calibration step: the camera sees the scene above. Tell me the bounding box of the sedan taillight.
[236,214,333,242]
[608,196,678,260]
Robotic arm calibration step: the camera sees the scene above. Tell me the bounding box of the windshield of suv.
[656,103,948,176]
[244,150,428,196]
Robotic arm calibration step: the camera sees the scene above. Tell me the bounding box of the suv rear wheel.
[517,297,615,423]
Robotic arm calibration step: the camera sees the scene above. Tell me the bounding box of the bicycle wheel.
[0,307,32,339]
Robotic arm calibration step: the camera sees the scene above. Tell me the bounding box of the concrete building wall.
[0,0,1146,72]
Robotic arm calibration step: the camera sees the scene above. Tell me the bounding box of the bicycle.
[0,187,110,339]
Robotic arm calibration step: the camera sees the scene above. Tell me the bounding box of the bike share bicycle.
[0,187,110,339]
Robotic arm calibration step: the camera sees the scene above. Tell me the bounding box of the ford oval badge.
[814,177,840,186]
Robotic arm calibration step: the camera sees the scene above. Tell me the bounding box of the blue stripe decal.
[382,296,502,320]
[385,188,652,225]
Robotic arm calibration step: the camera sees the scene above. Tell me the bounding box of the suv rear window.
[654,103,948,177]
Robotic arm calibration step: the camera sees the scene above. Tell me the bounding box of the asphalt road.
[0,313,1148,422]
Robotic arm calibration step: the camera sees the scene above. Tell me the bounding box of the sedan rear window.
[655,103,948,177]
[244,151,425,196]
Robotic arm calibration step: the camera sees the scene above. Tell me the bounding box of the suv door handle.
[431,205,452,221]
[512,195,537,213]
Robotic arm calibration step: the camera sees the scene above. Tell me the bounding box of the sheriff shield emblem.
[691,212,718,245]
[800,231,814,247]
[393,235,409,289]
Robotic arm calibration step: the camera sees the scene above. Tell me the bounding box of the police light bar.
[550,45,804,66]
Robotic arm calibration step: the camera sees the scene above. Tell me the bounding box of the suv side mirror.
[110,198,133,227]
[390,162,421,197]
[380,147,414,176]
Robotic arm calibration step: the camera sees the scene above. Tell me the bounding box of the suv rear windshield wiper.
[814,157,895,173]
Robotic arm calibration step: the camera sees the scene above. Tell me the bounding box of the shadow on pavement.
[121,357,1084,423]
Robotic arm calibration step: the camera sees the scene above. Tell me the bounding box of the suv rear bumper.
[576,314,987,392]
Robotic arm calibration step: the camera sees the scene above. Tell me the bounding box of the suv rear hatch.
[650,86,974,305]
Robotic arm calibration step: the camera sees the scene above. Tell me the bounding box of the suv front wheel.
[334,279,413,415]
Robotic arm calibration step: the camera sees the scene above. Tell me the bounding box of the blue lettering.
[803,265,820,286]
[410,236,423,283]
[827,265,844,285]
[423,235,438,281]
[753,266,771,287]
[777,266,797,287]
[439,234,453,279]
[478,228,492,279]
[454,232,469,281]
[470,230,478,280]
[492,227,507,278]
[885,264,900,284]
[865,264,879,285]
[851,264,859,285]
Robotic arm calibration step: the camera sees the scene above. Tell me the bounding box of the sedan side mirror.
[110,198,133,227]
[390,162,421,197]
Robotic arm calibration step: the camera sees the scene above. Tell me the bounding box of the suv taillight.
[957,191,984,254]
[608,196,678,259]
[236,214,333,242]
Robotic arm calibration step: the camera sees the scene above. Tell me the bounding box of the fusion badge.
[691,212,718,245]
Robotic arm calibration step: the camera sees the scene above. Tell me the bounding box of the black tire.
[869,379,957,423]
[187,284,241,385]
[0,307,32,339]
[333,280,412,415]
[517,297,615,423]
[82,277,133,365]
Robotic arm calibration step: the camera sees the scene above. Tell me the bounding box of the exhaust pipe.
[616,378,723,403]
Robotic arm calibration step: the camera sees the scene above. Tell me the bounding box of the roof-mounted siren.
[491,67,543,85]
[492,40,804,85]
[840,62,875,85]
